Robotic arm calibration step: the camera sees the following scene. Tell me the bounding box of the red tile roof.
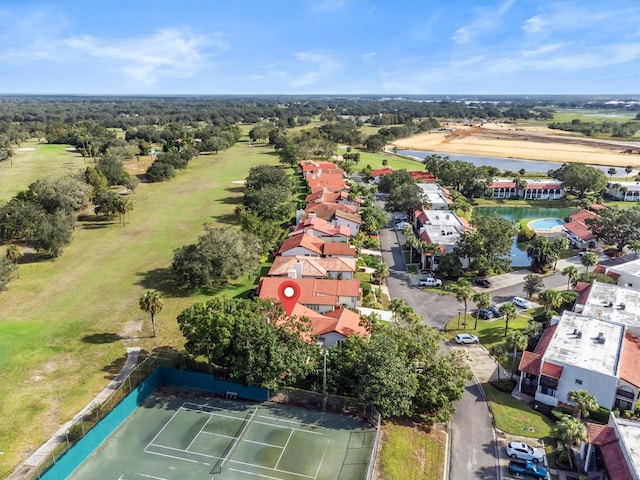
[589,203,607,211]
[563,219,595,241]
[620,333,640,387]
[586,423,634,480]
[300,160,338,172]
[305,202,357,215]
[593,265,607,274]
[371,167,394,177]
[523,182,563,190]
[322,242,357,257]
[293,217,351,238]
[519,351,542,375]
[320,307,368,337]
[575,283,593,306]
[408,171,436,183]
[268,256,356,278]
[534,324,558,355]
[491,180,516,188]
[278,233,324,255]
[568,209,597,223]
[258,277,361,307]
[541,361,563,379]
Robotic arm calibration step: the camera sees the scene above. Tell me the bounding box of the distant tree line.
[548,119,640,138]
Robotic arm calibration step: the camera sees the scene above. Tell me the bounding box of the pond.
[475,206,579,267]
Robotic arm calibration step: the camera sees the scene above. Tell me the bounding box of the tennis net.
[210,406,259,474]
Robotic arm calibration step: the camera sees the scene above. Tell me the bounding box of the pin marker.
[278,281,300,316]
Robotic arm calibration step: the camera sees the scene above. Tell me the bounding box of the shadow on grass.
[102,352,128,381]
[82,332,122,344]
[217,195,244,205]
[19,251,54,264]
[213,212,240,225]
[135,267,191,298]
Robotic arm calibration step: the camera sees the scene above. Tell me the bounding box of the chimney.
[309,212,316,219]
[295,260,303,279]
[287,268,297,279]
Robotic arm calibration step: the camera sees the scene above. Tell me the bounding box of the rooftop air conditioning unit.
[620,303,626,310]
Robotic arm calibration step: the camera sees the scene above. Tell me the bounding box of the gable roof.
[320,308,368,337]
[322,242,357,257]
[523,181,564,190]
[519,324,559,374]
[491,180,516,188]
[305,202,357,215]
[620,332,640,387]
[408,171,437,183]
[519,351,542,375]
[268,256,356,277]
[586,423,634,480]
[569,209,597,223]
[292,217,351,237]
[300,160,337,172]
[541,361,563,379]
[278,233,324,255]
[257,277,361,307]
[334,210,362,224]
[563,219,595,241]
[371,167,393,177]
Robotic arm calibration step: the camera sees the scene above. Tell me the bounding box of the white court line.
[228,459,315,479]
[255,414,323,429]
[253,419,326,435]
[144,447,211,466]
[138,474,170,480]
[274,430,294,470]
[185,407,215,451]
[147,443,220,460]
[146,406,186,449]
[228,468,285,480]
[313,437,330,480]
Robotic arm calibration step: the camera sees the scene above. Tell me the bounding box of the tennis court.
[68,389,376,480]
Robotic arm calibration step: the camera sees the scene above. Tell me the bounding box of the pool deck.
[527,217,565,235]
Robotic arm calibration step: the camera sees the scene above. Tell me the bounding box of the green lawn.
[444,312,532,353]
[0,142,87,202]
[0,139,281,476]
[552,110,638,124]
[482,383,554,439]
[379,421,446,480]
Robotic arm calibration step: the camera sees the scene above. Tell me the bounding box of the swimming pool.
[531,218,564,229]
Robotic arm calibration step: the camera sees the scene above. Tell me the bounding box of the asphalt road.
[378,222,500,480]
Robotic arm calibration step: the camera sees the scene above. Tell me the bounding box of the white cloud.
[452,0,514,44]
[290,51,340,87]
[522,5,628,35]
[4,27,218,86]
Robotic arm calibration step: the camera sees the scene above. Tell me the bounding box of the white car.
[506,441,544,463]
[512,296,531,309]
[454,333,479,344]
[419,277,442,287]
[395,221,410,231]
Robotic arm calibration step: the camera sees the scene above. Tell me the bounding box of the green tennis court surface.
[68,389,376,480]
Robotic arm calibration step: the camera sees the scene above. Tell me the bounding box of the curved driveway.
[378,224,500,480]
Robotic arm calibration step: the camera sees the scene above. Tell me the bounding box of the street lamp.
[322,348,328,411]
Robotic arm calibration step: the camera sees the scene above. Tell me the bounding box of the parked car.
[395,221,410,231]
[477,308,494,320]
[419,277,442,287]
[474,278,492,288]
[393,213,408,222]
[506,442,544,463]
[508,460,548,478]
[512,296,531,309]
[455,333,479,344]
[489,305,502,317]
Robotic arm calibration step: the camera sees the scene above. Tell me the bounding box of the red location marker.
[278,280,300,316]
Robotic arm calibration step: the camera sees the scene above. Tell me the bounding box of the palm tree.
[418,241,440,272]
[538,289,563,313]
[500,303,518,337]
[607,167,617,181]
[552,237,569,269]
[553,415,587,469]
[561,266,579,290]
[454,279,473,327]
[389,298,410,324]
[620,186,629,201]
[625,165,633,180]
[5,244,21,278]
[581,252,598,272]
[405,234,418,264]
[567,389,599,419]
[489,345,508,381]
[507,331,528,379]
[139,289,164,337]
[472,292,490,330]
[373,263,389,287]
[527,236,557,272]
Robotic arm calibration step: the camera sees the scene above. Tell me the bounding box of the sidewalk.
[22,347,141,469]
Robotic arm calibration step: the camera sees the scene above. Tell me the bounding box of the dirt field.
[391,122,640,168]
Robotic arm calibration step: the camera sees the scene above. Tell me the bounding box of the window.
[615,398,633,412]
[575,379,583,385]
[616,387,635,400]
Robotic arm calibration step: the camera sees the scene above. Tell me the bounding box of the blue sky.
[1,0,639,95]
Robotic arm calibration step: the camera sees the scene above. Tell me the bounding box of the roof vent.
[595,332,606,344]
[606,301,613,308]
[619,303,626,310]
[576,331,582,339]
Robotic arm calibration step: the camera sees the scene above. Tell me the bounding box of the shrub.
[517,227,535,243]
[67,422,84,443]
[491,379,516,393]
[590,407,611,424]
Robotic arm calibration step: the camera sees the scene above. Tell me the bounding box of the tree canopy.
[172,226,262,290]
[549,163,607,198]
[586,205,640,252]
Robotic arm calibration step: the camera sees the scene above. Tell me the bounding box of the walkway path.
[22,347,141,470]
